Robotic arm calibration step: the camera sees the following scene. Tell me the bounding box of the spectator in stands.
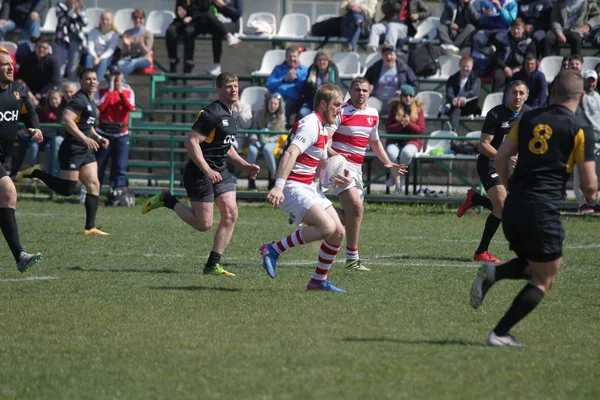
[232,99,252,130]
[266,46,308,120]
[492,18,536,92]
[209,0,244,76]
[15,36,61,106]
[166,0,241,74]
[247,92,286,190]
[94,70,135,190]
[55,0,88,80]
[472,0,517,56]
[367,0,431,53]
[364,44,419,114]
[517,0,553,54]
[0,0,43,41]
[339,0,378,51]
[568,54,583,72]
[298,50,340,119]
[384,84,424,195]
[575,69,600,212]
[543,0,600,57]
[444,55,481,131]
[85,11,119,84]
[117,9,154,77]
[438,0,480,55]
[508,55,547,109]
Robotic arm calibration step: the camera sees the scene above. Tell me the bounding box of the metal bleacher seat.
[240,86,269,112]
[409,17,440,44]
[145,10,175,38]
[415,91,444,118]
[275,13,310,40]
[299,50,318,67]
[539,56,563,83]
[427,55,460,82]
[114,8,135,34]
[251,49,286,78]
[84,7,105,33]
[333,51,361,79]
[479,92,504,119]
[41,7,57,34]
[583,56,600,72]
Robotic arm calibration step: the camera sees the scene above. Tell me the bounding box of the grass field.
[1,199,599,399]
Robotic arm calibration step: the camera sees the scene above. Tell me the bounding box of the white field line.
[0,276,60,282]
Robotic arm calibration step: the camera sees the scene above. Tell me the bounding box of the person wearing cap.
[384,83,425,194]
[574,69,600,212]
[507,54,547,109]
[363,44,419,114]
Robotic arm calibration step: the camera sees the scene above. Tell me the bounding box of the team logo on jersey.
[87,105,92,111]
[13,91,19,100]
[501,121,510,128]
[367,117,374,126]
[222,119,229,127]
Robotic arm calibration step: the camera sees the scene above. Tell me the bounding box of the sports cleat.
[307,279,347,293]
[142,190,168,215]
[16,164,41,181]
[260,242,279,278]
[16,251,42,273]
[474,251,501,264]
[345,259,370,271]
[487,332,526,347]
[577,204,596,213]
[203,263,236,277]
[470,264,495,309]
[83,228,110,236]
[457,188,477,217]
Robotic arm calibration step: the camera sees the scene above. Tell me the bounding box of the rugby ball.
[320,155,348,188]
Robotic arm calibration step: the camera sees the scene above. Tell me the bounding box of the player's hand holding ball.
[331,168,351,188]
[28,128,43,143]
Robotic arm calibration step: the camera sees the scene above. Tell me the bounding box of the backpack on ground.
[408,43,440,77]
[310,17,342,38]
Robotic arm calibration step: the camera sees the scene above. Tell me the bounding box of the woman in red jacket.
[384,84,425,195]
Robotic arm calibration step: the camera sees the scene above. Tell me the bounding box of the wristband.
[95,136,104,144]
[274,178,286,189]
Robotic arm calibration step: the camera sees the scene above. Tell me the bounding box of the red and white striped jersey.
[287,112,329,185]
[328,100,379,165]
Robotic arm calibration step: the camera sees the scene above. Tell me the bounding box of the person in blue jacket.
[506,55,547,109]
[266,46,308,120]
[472,0,518,55]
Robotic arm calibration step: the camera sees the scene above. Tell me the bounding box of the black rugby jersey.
[63,89,98,145]
[0,81,40,163]
[480,103,531,163]
[508,104,596,197]
[189,100,237,170]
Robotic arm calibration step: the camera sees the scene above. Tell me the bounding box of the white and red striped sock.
[273,228,305,254]
[311,240,341,281]
[346,247,359,262]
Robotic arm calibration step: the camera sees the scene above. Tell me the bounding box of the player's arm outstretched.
[368,138,408,175]
[267,144,302,209]
[19,89,43,143]
[185,129,221,183]
[226,146,260,180]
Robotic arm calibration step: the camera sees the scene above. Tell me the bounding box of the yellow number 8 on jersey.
[528,124,553,155]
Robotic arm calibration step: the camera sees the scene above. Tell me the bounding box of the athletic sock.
[346,246,359,262]
[476,214,501,254]
[273,228,305,254]
[311,240,340,281]
[472,192,493,211]
[205,251,222,269]
[162,191,180,210]
[495,258,532,281]
[0,208,23,261]
[84,194,99,230]
[31,170,77,197]
[493,284,545,336]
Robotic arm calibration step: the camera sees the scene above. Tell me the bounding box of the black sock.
[163,191,180,210]
[205,251,222,269]
[494,284,545,336]
[476,214,501,254]
[0,208,23,261]
[84,194,99,230]
[32,170,77,197]
[472,192,493,210]
[495,258,532,281]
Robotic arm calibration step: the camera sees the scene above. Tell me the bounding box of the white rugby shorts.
[281,181,333,226]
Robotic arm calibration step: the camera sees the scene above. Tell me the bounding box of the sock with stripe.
[272,228,305,254]
[346,247,359,262]
[311,240,341,281]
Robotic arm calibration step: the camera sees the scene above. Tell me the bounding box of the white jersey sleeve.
[290,118,319,154]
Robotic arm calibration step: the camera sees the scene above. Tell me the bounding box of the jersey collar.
[347,99,366,110]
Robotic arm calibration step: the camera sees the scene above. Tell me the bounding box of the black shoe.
[184,61,194,74]
[248,179,257,191]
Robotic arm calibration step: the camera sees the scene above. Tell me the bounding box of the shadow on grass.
[374,255,473,263]
[150,286,241,292]
[343,337,484,347]
[67,266,179,274]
